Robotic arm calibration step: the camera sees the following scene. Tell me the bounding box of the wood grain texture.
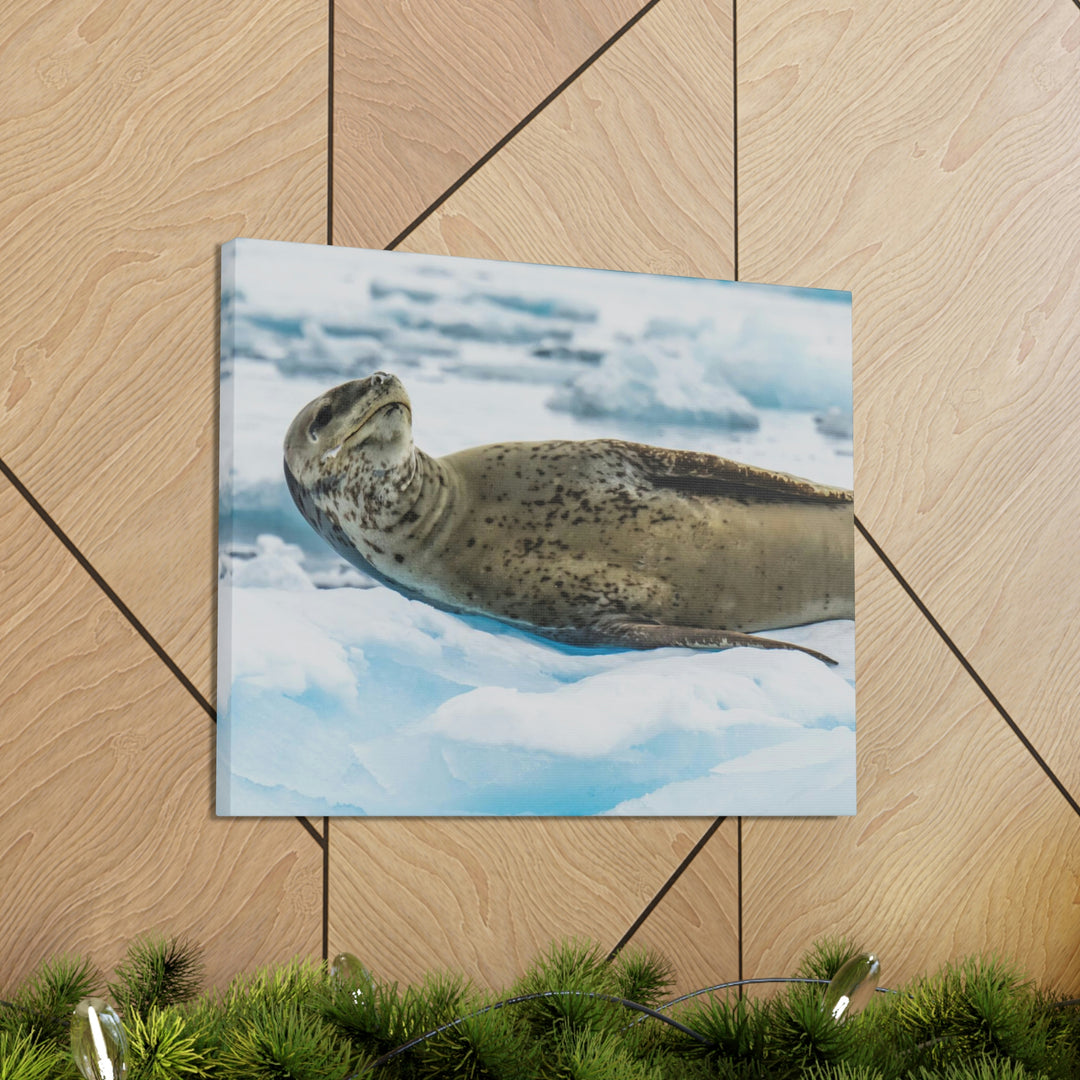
[332,0,647,248]
[619,817,739,995]
[0,477,321,993]
[743,538,1080,992]
[738,0,1080,798]
[0,0,327,705]
[330,817,735,993]
[400,0,734,280]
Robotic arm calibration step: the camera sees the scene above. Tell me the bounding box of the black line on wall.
[737,816,743,984]
[0,457,325,849]
[732,0,739,283]
[606,817,726,961]
[298,817,325,847]
[385,0,664,251]
[327,0,335,246]
[855,515,1080,818]
[323,817,331,960]
[0,455,216,721]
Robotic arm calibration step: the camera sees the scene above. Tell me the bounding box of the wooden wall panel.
[1,0,1075,1014]
[0,477,321,993]
[620,818,740,995]
[738,0,1080,798]
[332,0,647,248]
[401,0,734,280]
[0,0,327,703]
[330,817,736,994]
[743,539,1080,991]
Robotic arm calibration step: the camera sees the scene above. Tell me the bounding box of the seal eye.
[308,403,333,442]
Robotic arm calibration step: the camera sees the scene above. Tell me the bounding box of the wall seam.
[384,0,664,251]
[607,817,727,961]
[855,516,1080,817]
[323,817,331,961]
[0,455,215,720]
[0,456,325,848]
[328,0,334,246]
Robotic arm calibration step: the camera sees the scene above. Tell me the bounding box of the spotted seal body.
[284,373,854,664]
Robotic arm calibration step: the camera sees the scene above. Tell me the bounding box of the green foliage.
[610,948,674,1012]
[126,1005,204,1080]
[803,1064,887,1080]
[216,999,363,1080]
[764,982,861,1077]
[405,999,536,1080]
[555,1027,662,1080]
[677,991,769,1069]
[0,1030,71,1080]
[108,934,203,1018]
[3,955,97,1047]
[914,1057,1045,1079]
[798,938,864,983]
[3,935,1079,1080]
[213,957,330,1023]
[886,957,1051,1073]
[513,940,625,1040]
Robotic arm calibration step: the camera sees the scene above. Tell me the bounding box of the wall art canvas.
[218,239,855,817]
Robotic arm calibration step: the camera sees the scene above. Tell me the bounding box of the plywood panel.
[619,817,740,996]
[330,817,734,993]
[332,0,648,248]
[743,539,1080,992]
[738,0,1080,798]
[401,0,734,280]
[0,0,327,705]
[0,477,321,993]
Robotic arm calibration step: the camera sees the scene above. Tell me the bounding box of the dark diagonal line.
[297,816,325,847]
[386,0,664,251]
[1,456,326,847]
[607,817,726,960]
[0,455,216,721]
[855,515,1080,818]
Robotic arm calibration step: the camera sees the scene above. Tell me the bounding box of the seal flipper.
[548,617,838,665]
[612,440,853,506]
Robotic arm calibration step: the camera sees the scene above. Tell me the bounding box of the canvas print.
[218,239,855,816]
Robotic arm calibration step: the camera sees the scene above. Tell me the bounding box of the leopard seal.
[283,372,854,664]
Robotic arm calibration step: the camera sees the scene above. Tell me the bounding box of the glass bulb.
[71,998,127,1080]
[822,953,880,1021]
[330,951,375,1008]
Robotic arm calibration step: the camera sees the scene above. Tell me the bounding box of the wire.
[354,989,716,1074]
[657,976,830,1012]
[656,977,900,1013]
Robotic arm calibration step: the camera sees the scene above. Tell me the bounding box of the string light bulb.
[822,953,881,1021]
[71,997,127,1080]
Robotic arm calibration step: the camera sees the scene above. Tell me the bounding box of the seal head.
[284,372,432,595]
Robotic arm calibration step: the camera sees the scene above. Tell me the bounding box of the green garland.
[2,934,1077,1079]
